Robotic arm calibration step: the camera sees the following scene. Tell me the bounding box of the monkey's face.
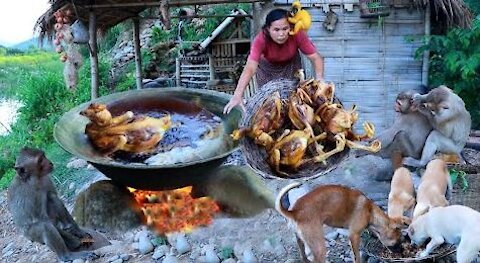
[422,101,449,117]
[15,148,53,179]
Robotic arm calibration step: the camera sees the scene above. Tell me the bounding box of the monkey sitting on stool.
[7,148,100,261]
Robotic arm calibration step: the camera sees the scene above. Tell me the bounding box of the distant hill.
[12,37,53,51]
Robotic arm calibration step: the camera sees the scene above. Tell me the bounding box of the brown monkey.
[7,148,97,261]
[356,91,432,169]
[403,85,471,167]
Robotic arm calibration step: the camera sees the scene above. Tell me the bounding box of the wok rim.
[54,87,241,170]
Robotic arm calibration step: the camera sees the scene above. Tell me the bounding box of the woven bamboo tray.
[238,78,350,180]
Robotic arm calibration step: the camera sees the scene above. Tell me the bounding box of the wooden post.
[175,57,181,86]
[208,54,215,80]
[133,18,143,89]
[89,11,99,99]
[421,2,431,87]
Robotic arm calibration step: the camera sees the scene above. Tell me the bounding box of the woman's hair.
[262,8,289,40]
[263,8,289,29]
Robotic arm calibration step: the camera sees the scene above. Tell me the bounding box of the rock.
[73,180,142,232]
[221,259,236,263]
[325,230,339,241]
[204,247,220,263]
[242,248,257,263]
[162,255,180,263]
[152,245,169,260]
[138,236,154,254]
[107,255,120,262]
[67,158,88,169]
[174,234,191,254]
[2,242,14,254]
[111,259,123,263]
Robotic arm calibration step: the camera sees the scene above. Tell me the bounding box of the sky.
[0,0,50,46]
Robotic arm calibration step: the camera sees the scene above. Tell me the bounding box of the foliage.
[465,0,480,16]
[415,17,480,128]
[218,246,235,260]
[0,49,117,190]
[450,168,469,191]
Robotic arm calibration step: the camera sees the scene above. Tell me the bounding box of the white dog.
[408,205,480,263]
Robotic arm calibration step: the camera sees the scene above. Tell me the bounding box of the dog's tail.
[275,182,302,219]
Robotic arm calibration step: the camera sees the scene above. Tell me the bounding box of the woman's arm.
[306,52,324,81]
[223,59,259,114]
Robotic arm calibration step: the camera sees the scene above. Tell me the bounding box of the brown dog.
[276,183,403,263]
[388,167,415,225]
[412,158,451,220]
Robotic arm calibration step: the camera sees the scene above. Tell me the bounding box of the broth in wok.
[110,109,232,165]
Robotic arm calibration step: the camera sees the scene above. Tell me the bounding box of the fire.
[130,186,220,234]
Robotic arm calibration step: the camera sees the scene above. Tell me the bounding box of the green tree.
[416,17,480,128]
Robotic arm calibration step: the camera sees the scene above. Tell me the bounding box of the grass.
[0,49,135,195]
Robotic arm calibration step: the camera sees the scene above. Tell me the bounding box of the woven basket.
[239,78,350,180]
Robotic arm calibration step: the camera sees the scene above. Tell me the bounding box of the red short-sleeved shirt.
[248,30,317,64]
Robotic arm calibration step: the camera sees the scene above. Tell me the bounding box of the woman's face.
[267,18,290,44]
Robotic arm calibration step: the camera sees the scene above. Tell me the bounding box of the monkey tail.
[275,182,302,219]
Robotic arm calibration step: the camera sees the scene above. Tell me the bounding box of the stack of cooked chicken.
[232,74,381,176]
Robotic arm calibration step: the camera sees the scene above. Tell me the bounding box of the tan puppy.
[412,159,451,220]
[276,183,403,263]
[388,167,415,224]
[408,205,480,262]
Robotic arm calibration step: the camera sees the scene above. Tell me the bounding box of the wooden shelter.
[35,0,264,99]
[175,8,252,95]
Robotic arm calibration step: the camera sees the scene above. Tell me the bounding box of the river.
[0,99,22,136]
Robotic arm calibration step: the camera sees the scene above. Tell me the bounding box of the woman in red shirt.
[223,8,324,114]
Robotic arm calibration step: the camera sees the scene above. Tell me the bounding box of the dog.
[388,167,415,225]
[80,103,172,154]
[276,183,403,263]
[412,159,451,220]
[408,205,480,262]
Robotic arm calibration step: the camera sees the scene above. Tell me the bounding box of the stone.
[107,255,120,262]
[242,248,257,263]
[111,259,123,263]
[73,180,142,233]
[204,247,220,263]
[138,236,154,254]
[175,234,191,254]
[162,255,180,263]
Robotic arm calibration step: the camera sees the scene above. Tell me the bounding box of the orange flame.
[130,186,220,234]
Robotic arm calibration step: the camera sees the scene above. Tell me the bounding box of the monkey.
[356,90,433,169]
[7,148,97,261]
[403,85,472,167]
[288,0,312,35]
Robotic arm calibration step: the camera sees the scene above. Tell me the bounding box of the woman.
[223,8,325,114]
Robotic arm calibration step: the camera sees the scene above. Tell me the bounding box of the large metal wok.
[54,87,242,190]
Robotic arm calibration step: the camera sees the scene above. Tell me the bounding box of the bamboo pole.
[89,11,99,99]
[133,18,143,90]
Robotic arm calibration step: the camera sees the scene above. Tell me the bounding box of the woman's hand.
[223,94,245,114]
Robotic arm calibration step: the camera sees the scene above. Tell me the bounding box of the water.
[0,99,22,136]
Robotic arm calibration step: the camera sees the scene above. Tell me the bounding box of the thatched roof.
[36,0,473,43]
[414,0,473,28]
[35,0,262,42]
